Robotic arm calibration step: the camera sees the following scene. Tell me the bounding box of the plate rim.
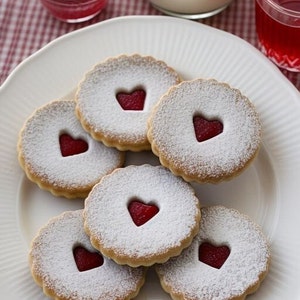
[1,15,299,96]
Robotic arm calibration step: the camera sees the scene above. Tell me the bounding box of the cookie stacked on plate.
[17,54,270,300]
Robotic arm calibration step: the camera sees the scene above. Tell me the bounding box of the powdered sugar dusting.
[75,54,180,148]
[29,210,145,299]
[156,206,270,300]
[18,100,124,192]
[84,164,200,264]
[148,79,262,182]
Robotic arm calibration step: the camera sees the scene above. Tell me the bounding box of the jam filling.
[116,89,146,111]
[198,242,230,269]
[128,199,159,226]
[59,133,88,157]
[73,246,104,272]
[193,116,223,142]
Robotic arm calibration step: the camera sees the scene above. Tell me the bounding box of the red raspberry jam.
[116,89,146,111]
[59,133,88,157]
[128,199,159,226]
[73,246,104,272]
[199,242,230,269]
[193,116,223,142]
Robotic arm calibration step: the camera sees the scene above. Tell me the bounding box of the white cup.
[150,0,234,19]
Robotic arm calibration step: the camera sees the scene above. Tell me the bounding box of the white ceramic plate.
[1,16,300,300]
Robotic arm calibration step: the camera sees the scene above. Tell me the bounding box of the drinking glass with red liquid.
[255,0,300,72]
[40,0,107,23]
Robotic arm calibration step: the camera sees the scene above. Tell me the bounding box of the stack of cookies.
[17,54,270,300]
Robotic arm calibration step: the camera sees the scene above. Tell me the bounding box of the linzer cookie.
[29,210,146,300]
[147,78,262,183]
[156,205,270,300]
[83,164,201,267]
[75,54,180,151]
[17,99,124,199]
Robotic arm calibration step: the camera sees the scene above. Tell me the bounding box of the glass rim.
[261,0,300,17]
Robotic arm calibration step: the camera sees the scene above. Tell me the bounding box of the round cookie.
[18,99,124,199]
[83,164,201,267]
[147,78,262,183]
[155,206,271,300]
[75,54,180,151]
[29,210,146,300]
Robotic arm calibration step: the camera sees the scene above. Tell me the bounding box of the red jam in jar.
[40,0,108,23]
[255,0,300,71]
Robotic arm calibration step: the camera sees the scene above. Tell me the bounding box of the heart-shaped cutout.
[116,89,146,110]
[59,133,88,157]
[198,242,230,269]
[73,246,104,272]
[193,116,223,142]
[128,199,159,226]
